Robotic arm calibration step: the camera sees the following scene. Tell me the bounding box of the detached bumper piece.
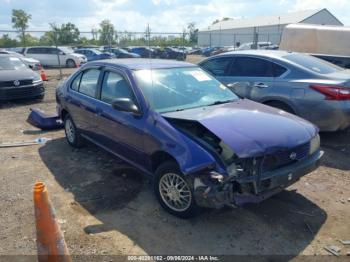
[194,150,324,209]
[0,84,44,100]
[27,108,63,130]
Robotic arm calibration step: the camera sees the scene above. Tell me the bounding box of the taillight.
[310,85,350,100]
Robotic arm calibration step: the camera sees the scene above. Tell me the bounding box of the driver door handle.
[253,82,269,88]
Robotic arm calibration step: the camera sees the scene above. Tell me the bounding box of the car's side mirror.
[111,98,141,116]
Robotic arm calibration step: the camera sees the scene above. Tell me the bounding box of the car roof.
[215,49,294,59]
[76,48,97,51]
[88,58,195,70]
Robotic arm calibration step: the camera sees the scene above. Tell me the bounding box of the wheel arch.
[150,151,178,173]
[60,108,69,120]
[261,97,298,114]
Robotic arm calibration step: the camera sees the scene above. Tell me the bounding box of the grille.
[0,84,44,100]
[0,79,33,88]
[262,142,310,172]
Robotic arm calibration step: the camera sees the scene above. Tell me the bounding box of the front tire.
[154,161,200,218]
[64,114,84,148]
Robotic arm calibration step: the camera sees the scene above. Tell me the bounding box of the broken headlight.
[209,171,225,183]
[309,134,320,155]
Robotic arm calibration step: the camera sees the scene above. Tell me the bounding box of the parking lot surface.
[0,61,350,257]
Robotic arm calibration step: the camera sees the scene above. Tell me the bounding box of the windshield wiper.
[207,100,235,106]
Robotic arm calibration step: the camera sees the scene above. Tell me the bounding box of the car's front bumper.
[193,150,324,209]
[0,83,45,100]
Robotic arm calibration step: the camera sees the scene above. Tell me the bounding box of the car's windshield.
[0,56,27,70]
[284,53,343,74]
[134,67,239,113]
[93,49,102,54]
[59,47,74,54]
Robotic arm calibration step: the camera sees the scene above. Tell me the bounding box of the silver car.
[199,50,350,131]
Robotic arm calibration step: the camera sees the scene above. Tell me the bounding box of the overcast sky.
[1,0,349,33]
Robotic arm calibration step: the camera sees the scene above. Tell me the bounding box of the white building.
[197,8,343,47]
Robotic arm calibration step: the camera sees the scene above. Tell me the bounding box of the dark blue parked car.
[127,47,155,58]
[74,48,114,61]
[103,47,140,58]
[56,59,323,218]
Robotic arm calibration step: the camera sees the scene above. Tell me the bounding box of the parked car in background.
[0,54,44,101]
[103,47,140,58]
[202,46,221,57]
[199,50,350,131]
[188,47,203,55]
[0,49,42,71]
[56,58,323,217]
[6,47,25,54]
[160,47,186,60]
[74,48,114,61]
[211,46,236,56]
[237,42,278,51]
[23,46,87,68]
[126,46,155,58]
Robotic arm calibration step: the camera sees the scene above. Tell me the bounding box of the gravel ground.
[0,58,349,260]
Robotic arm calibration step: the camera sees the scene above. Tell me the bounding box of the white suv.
[23,46,87,68]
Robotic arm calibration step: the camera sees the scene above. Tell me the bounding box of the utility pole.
[147,23,151,58]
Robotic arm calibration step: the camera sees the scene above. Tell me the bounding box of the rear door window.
[271,62,287,77]
[201,57,233,76]
[78,69,100,97]
[230,57,273,77]
[27,48,39,54]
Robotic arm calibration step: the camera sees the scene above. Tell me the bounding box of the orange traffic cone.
[33,182,71,262]
[40,69,48,81]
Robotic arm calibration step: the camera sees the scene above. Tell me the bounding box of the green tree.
[11,9,31,45]
[99,20,115,46]
[187,22,198,44]
[0,34,18,48]
[57,23,80,45]
[23,33,39,46]
[39,31,55,45]
[48,23,80,45]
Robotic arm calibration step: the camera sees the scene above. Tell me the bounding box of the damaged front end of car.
[166,117,324,209]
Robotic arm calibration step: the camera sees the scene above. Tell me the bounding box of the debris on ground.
[340,240,350,245]
[324,245,341,256]
[0,137,51,148]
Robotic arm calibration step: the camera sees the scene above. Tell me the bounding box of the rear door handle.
[253,82,269,88]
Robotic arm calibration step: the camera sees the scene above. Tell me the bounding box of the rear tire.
[265,101,295,114]
[154,161,200,218]
[66,59,76,68]
[64,114,84,148]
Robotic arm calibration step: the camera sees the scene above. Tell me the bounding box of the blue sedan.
[56,59,323,218]
[74,48,114,61]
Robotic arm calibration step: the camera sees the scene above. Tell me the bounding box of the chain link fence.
[0,28,282,49]
[0,29,192,49]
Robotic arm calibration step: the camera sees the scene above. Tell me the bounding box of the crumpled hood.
[163,99,317,157]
